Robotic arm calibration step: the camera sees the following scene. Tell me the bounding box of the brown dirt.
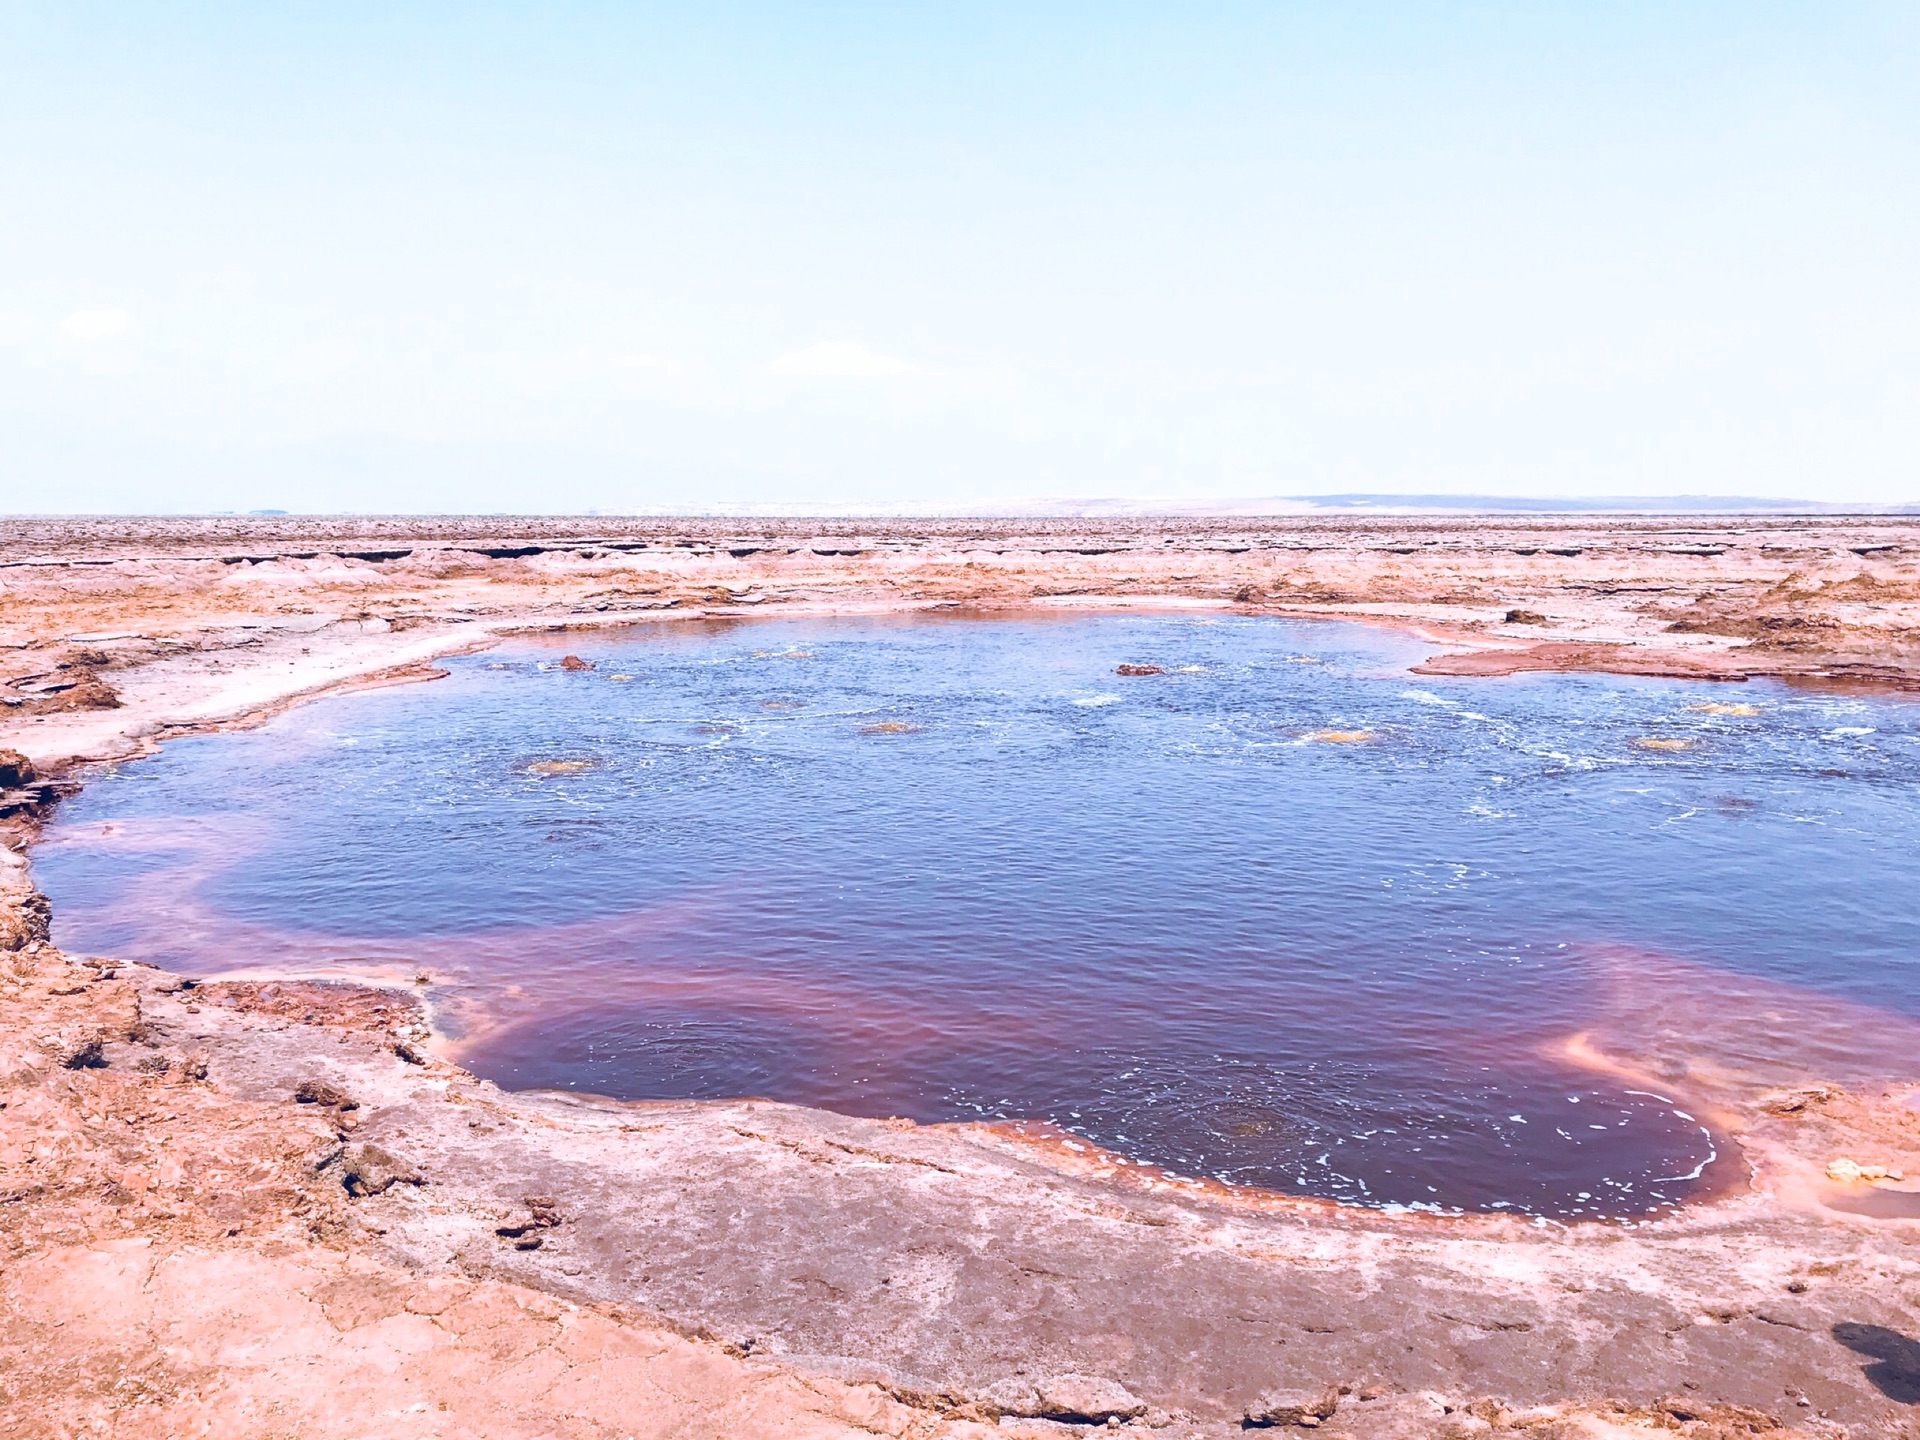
[3,514,1919,1437]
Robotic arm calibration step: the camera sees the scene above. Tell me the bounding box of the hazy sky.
[3,2,1917,513]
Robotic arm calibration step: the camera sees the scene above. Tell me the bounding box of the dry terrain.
[3,514,1919,1439]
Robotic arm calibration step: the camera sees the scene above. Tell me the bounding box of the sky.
[2,2,1917,514]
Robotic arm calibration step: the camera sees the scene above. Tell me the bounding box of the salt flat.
[2,514,1918,1439]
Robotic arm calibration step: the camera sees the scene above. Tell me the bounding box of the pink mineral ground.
[3,515,1919,1438]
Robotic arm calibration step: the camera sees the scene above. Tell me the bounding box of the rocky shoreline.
[4,515,1919,1438]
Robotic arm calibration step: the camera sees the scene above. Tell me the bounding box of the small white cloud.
[768,340,924,378]
[612,351,682,375]
[62,307,133,341]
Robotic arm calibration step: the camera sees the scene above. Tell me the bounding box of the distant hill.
[978,494,1920,517]
[608,494,1919,518]
[1269,493,1920,515]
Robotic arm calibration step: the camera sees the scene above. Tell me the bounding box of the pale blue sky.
[3,2,1916,512]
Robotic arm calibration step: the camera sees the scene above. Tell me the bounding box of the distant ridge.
[142,494,1918,520]
[1264,493,1920,515]
[598,494,1920,519]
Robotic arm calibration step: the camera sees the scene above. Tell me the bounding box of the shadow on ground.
[1832,1323,1920,1404]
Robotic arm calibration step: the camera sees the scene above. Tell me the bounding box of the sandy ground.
[3,514,1919,1438]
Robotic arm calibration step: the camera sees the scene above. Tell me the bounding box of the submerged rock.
[1114,663,1164,676]
[558,654,594,671]
[525,758,598,775]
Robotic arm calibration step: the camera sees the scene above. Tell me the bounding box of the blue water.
[35,612,1920,1218]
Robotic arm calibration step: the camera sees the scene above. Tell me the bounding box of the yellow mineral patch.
[1307,729,1375,744]
[1688,702,1760,716]
[526,759,597,774]
[1827,1156,1905,1184]
[1633,737,1693,751]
